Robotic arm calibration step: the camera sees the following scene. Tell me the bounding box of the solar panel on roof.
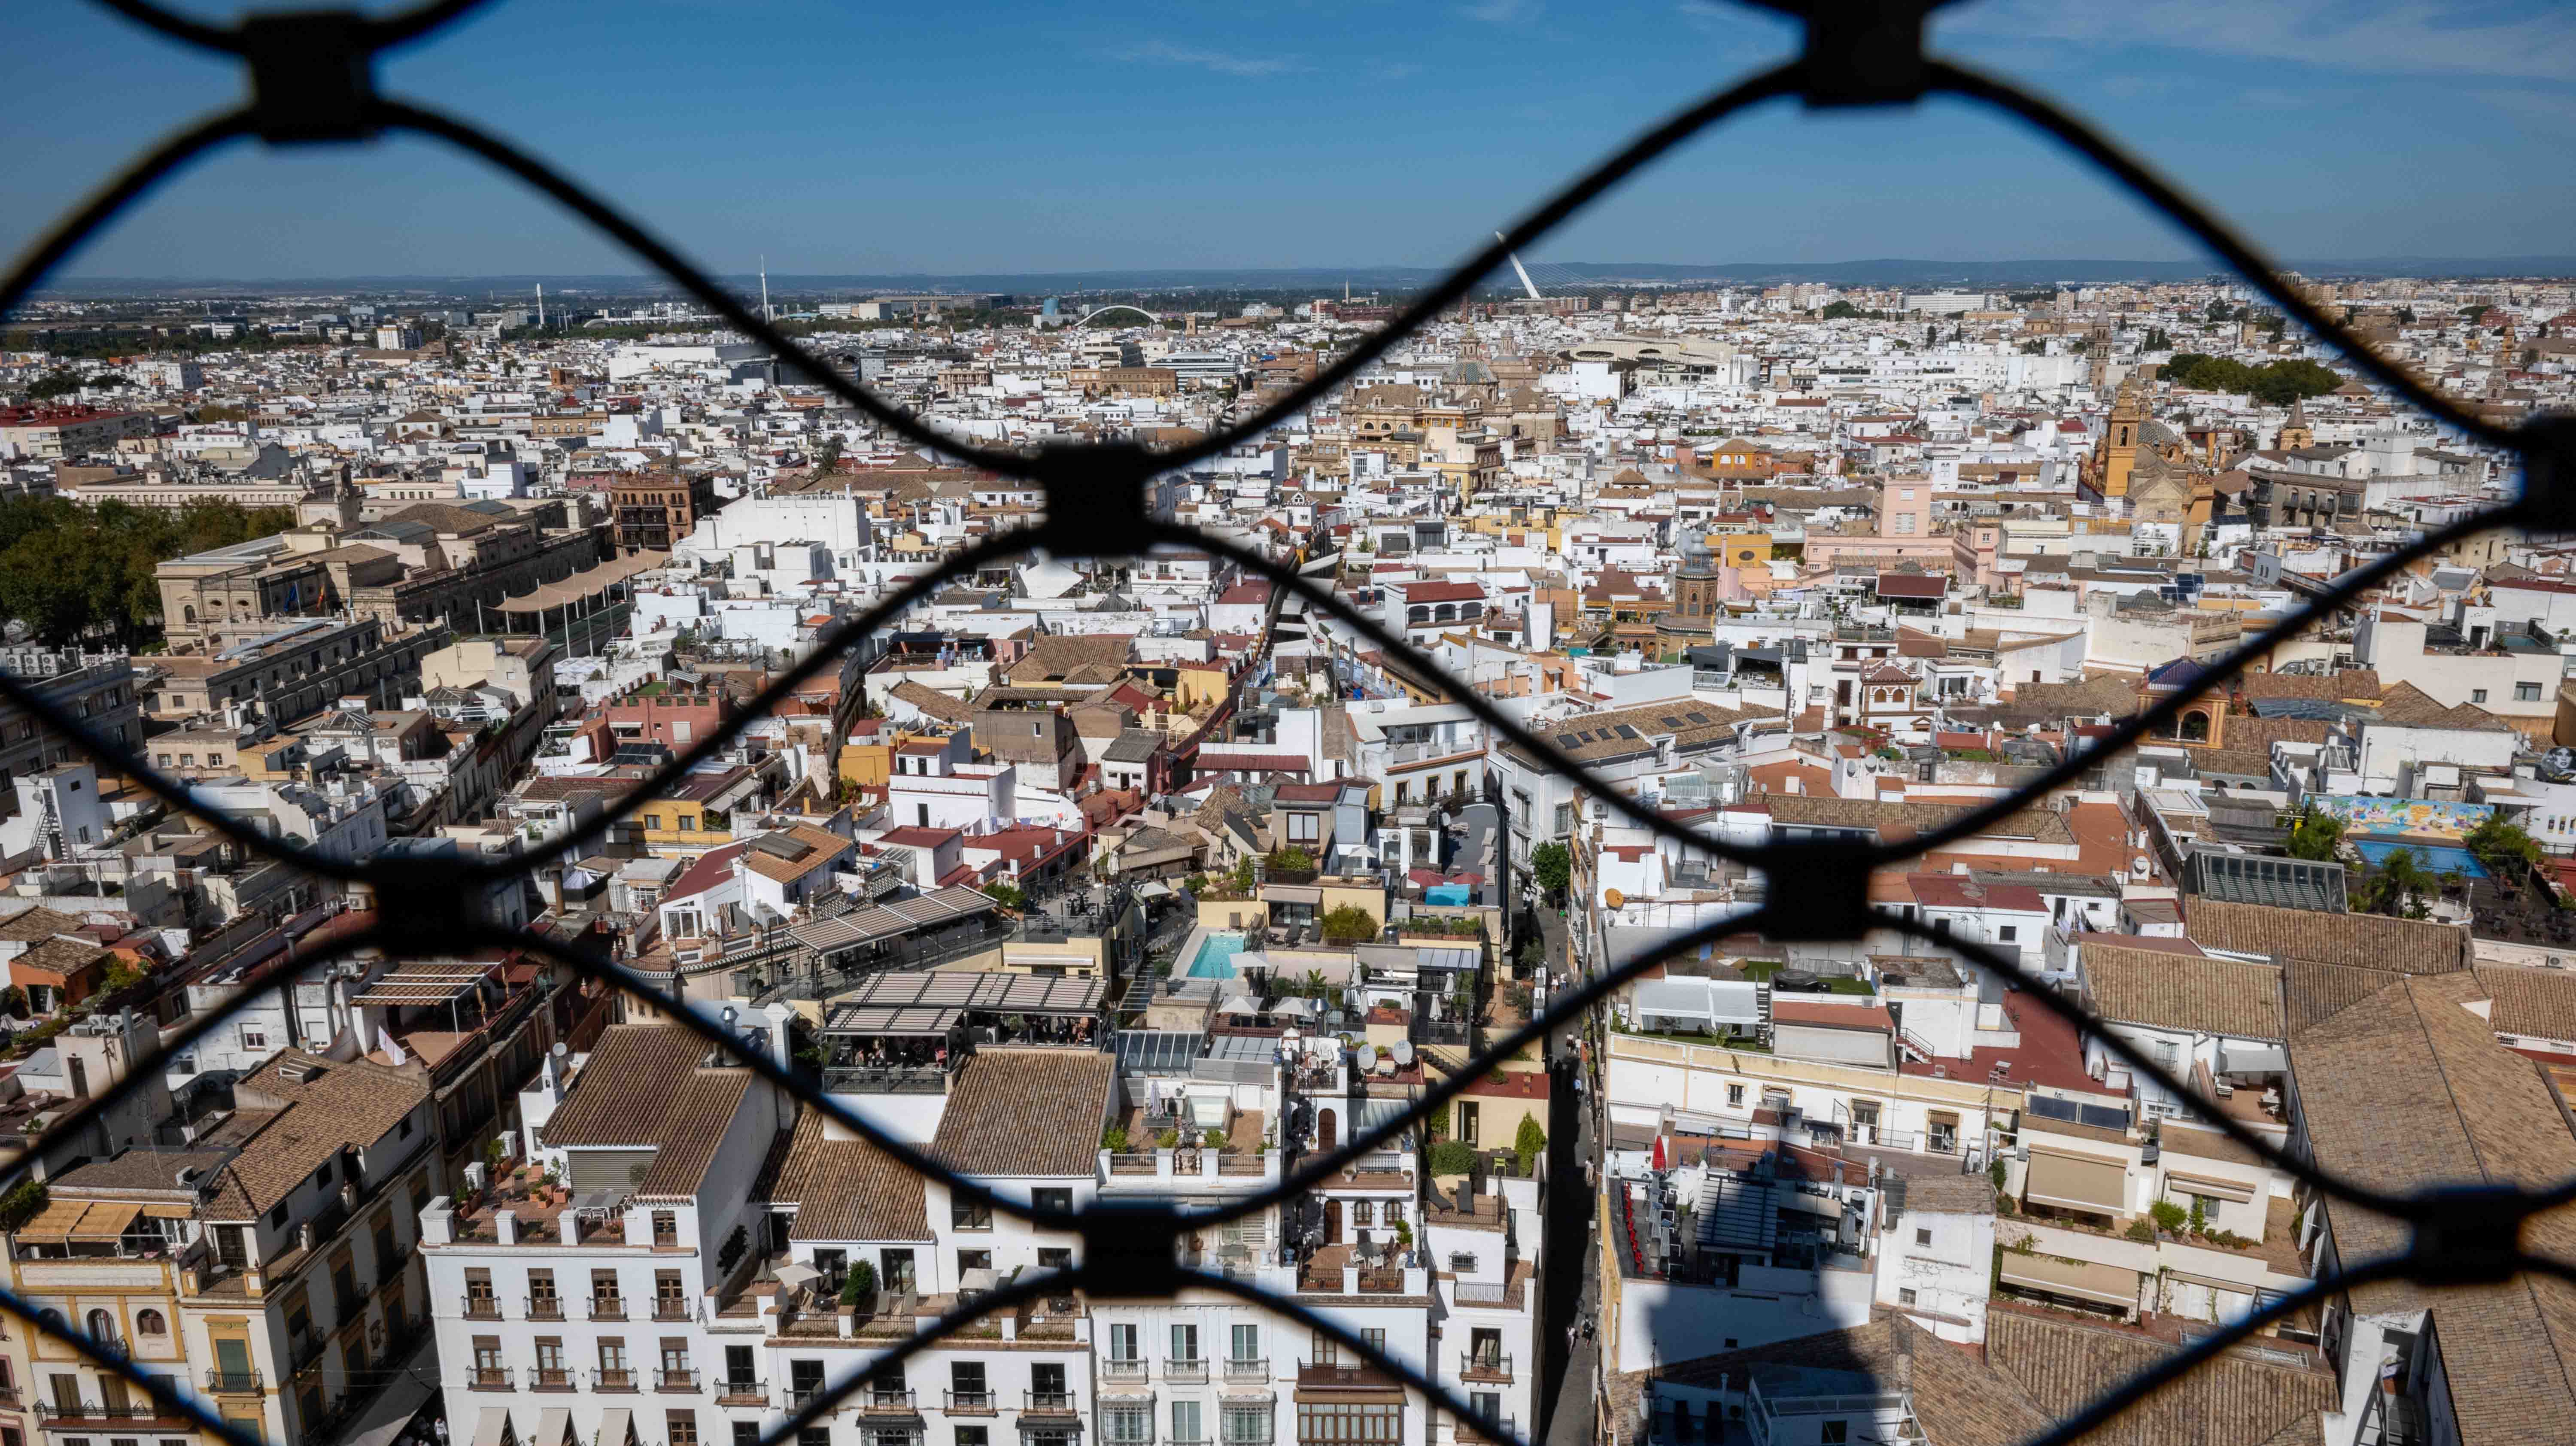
[2025,1095,2078,1121]
[2078,1104,2130,1131]
[1662,715,1685,729]
[1556,732,1583,749]
[1686,710,1711,724]
[751,834,813,860]
[1615,724,1640,740]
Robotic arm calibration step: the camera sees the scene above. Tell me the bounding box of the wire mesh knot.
[2513,413,2576,532]
[1076,1201,1186,1299]
[1747,0,1959,107]
[236,10,384,143]
[2403,1185,2533,1287]
[1748,841,1875,940]
[1029,440,1158,559]
[373,857,495,953]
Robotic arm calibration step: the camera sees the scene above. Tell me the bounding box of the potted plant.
[1203,1128,1229,1151]
[2149,1200,2187,1240]
[841,1259,876,1320]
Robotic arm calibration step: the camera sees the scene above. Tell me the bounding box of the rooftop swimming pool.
[2351,840,2487,877]
[1186,930,1249,978]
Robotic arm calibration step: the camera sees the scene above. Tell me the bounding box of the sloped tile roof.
[2083,943,2284,1040]
[542,1024,706,1147]
[1985,1307,2335,1446]
[2474,964,2576,1044]
[772,1110,933,1242]
[2185,897,2471,974]
[201,1051,429,1219]
[930,1048,1112,1178]
[2289,972,2576,1444]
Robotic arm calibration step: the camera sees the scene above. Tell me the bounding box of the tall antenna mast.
[760,258,771,323]
[535,283,544,330]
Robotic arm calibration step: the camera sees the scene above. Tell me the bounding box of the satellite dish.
[1605,888,1625,909]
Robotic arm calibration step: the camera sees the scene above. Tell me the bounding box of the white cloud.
[1943,0,2576,83]
[1133,41,1302,77]
[1460,0,1543,25]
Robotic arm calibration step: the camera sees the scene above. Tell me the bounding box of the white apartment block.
[423,1003,1544,1446]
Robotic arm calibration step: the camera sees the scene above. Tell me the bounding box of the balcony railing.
[653,1297,693,1321]
[1224,1357,1269,1382]
[1164,1356,1209,1383]
[525,1295,565,1321]
[1103,1359,1148,1382]
[714,1378,769,1407]
[944,1389,997,1413]
[41,1400,184,1424]
[857,1388,917,1414]
[463,1297,501,1320]
[589,1294,626,1320]
[531,1367,574,1391]
[470,1368,513,1390]
[593,1368,637,1392]
[1456,1415,1517,1444]
[204,1370,262,1394]
[653,1369,698,1392]
[1461,1353,1514,1383]
[1024,1391,1079,1415]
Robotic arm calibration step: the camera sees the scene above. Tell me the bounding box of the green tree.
[2359,847,2434,918]
[1513,1115,1548,1175]
[23,371,90,401]
[2205,300,2235,322]
[981,880,1027,911]
[1320,905,1380,945]
[814,434,844,471]
[2248,358,2342,407]
[1269,845,1315,873]
[2464,812,2542,878]
[1819,300,1862,321]
[1529,841,1572,902]
[2284,806,2345,862]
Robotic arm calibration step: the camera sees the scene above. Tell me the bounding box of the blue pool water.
[2352,840,2487,877]
[1425,884,1472,906]
[1187,932,1249,978]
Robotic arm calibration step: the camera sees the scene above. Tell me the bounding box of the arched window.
[136,1309,167,1337]
[182,605,195,624]
[1407,605,1429,624]
[85,1309,113,1343]
[1434,603,1456,623]
[2180,710,2211,743]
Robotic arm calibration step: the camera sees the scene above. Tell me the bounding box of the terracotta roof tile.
[2290,972,2576,1442]
[929,1048,1112,1177]
[2082,943,2284,1040]
[772,1110,933,1242]
[2186,897,2471,974]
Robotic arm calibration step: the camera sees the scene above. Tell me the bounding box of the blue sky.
[5,0,2574,279]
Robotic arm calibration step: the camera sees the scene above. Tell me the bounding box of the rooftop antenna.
[535,283,544,330]
[760,258,771,323]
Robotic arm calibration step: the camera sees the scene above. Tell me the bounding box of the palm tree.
[2363,847,2434,917]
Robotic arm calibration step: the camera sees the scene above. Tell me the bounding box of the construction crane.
[1495,231,1543,302]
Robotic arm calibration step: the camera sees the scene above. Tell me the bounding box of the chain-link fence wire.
[3,2,2575,1443]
